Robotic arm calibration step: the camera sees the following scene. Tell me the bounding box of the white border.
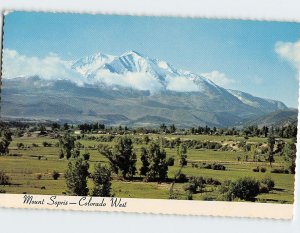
[0,0,300,232]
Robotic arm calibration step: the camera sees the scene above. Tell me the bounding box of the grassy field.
[0,134,295,203]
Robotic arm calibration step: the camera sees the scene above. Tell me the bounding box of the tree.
[82,151,90,161]
[91,163,112,197]
[98,137,136,179]
[59,133,76,159]
[169,124,176,133]
[52,171,60,180]
[0,128,12,155]
[267,135,275,167]
[262,126,269,138]
[284,140,296,174]
[250,145,257,164]
[51,122,60,130]
[160,124,167,133]
[139,142,168,182]
[177,144,188,167]
[143,135,150,145]
[140,147,150,176]
[65,158,89,196]
[0,170,10,185]
[63,123,69,131]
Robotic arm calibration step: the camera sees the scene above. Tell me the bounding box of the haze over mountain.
[1,50,294,127]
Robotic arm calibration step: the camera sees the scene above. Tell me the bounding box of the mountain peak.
[121,50,144,57]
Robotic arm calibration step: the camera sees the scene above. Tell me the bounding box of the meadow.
[0,133,295,203]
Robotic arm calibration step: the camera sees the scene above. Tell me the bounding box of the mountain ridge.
[1,50,292,127]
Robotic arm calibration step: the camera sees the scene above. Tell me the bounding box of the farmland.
[0,131,295,203]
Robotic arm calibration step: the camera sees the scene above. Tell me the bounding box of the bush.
[252,167,259,172]
[16,143,25,149]
[42,141,52,147]
[32,143,39,147]
[36,174,42,180]
[82,152,90,161]
[166,157,175,166]
[260,167,266,173]
[211,163,226,170]
[220,177,260,201]
[200,163,212,169]
[0,189,6,193]
[261,177,275,191]
[184,176,206,194]
[176,173,188,183]
[259,184,270,193]
[52,171,60,180]
[271,168,289,174]
[0,170,10,185]
[205,177,221,186]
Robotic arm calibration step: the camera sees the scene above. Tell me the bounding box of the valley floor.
[0,134,295,204]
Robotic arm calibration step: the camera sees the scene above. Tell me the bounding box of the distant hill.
[241,109,298,127]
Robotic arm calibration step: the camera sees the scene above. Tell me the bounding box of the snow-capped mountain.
[70,50,228,94]
[1,50,290,127]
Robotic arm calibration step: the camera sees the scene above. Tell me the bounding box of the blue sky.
[3,11,300,107]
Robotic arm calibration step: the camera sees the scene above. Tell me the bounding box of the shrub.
[261,177,275,190]
[32,143,39,147]
[16,143,25,149]
[82,152,90,161]
[252,167,259,172]
[176,173,188,183]
[42,141,52,147]
[205,177,221,186]
[58,149,64,159]
[259,184,270,193]
[166,157,175,166]
[0,190,6,193]
[184,176,206,194]
[204,163,212,169]
[220,177,260,201]
[211,163,226,170]
[36,174,42,180]
[0,170,10,185]
[260,167,267,173]
[52,171,60,180]
[271,168,289,174]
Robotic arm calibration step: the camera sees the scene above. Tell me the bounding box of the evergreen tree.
[65,158,89,196]
[284,140,297,174]
[178,144,188,167]
[91,163,112,197]
[59,133,76,159]
[0,128,12,155]
[267,134,275,167]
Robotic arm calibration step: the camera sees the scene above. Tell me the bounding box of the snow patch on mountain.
[227,89,287,110]
[71,52,115,77]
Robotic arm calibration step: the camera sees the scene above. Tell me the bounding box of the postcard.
[0,11,299,219]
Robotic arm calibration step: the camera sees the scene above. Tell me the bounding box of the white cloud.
[275,39,300,78]
[2,49,84,85]
[200,70,235,88]
[95,69,164,93]
[166,76,199,92]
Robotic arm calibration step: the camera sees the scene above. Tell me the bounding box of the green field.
[0,134,295,203]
